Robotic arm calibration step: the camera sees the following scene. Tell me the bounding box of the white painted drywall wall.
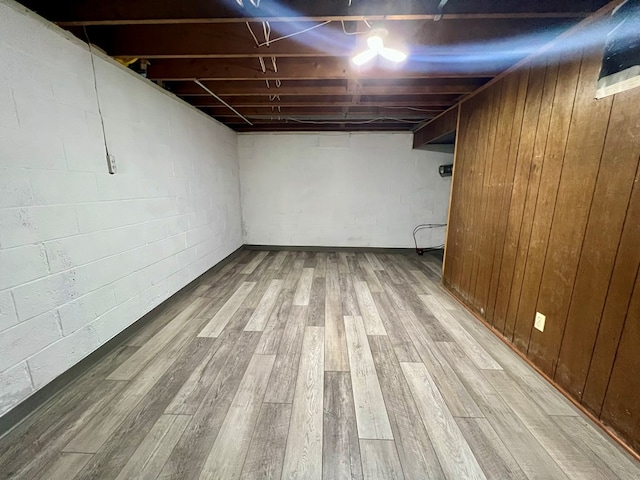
[239,132,452,248]
[0,0,242,415]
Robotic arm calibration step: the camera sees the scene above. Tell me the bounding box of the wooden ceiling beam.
[191,100,452,108]
[19,0,604,25]
[169,83,478,97]
[199,106,442,116]
[147,57,502,81]
[186,93,459,107]
[89,18,572,59]
[231,123,413,132]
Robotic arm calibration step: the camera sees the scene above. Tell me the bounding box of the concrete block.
[0,291,19,333]
[27,324,100,388]
[0,167,32,208]
[29,170,98,205]
[0,205,79,249]
[0,362,33,416]
[57,285,117,335]
[0,309,61,372]
[0,244,49,290]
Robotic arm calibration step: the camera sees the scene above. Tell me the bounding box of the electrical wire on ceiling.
[341,20,372,35]
[434,0,449,21]
[82,26,112,173]
[194,79,253,126]
[385,106,441,113]
[413,224,447,254]
[245,20,332,48]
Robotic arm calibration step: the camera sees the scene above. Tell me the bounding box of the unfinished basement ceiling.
[19,0,608,132]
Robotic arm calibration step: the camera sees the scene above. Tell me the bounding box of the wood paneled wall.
[443,33,640,452]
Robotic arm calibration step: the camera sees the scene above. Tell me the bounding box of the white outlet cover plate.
[534,312,546,332]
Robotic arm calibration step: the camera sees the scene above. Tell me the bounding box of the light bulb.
[379,47,407,63]
[367,35,384,52]
[352,49,378,66]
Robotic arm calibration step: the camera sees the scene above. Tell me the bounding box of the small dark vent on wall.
[439,164,453,177]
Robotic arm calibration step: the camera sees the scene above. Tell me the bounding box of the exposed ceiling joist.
[147,58,503,81]
[16,0,607,132]
[81,18,572,59]
[168,82,478,97]
[20,0,605,25]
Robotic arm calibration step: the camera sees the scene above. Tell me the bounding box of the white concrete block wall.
[0,0,242,415]
[239,133,452,248]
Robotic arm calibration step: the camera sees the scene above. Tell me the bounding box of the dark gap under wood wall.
[442,12,640,453]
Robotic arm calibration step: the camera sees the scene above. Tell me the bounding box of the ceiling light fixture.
[352,28,407,66]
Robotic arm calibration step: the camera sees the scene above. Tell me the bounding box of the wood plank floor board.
[244,279,284,331]
[325,265,349,371]
[241,251,269,275]
[109,297,210,380]
[1,250,638,480]
[293,267,315,306]
[308,276,326,326]
[401,362,487,480]
[354,281,388,335]
[64,356,177,454]
[480,391,570,479]
[244,268,278,308]
[272,252,294,280]
[368,335,445,480]
[380,277,452,343]
[552,416,640,480]
[268,250,289,271]
[456,417,527,480]
[375,255,406,285]
[360,439,405,480]
[364,252,385,271]
[199,354,276,480]
[339,273,361,317]
[7,380,128,480]
[282,326,325,480]
[198,282,256,338]
[115,414,190,480]
[344,316,393,440]
[40,453,93,480]
[337,252,351,274]
[241,403,292,480]
[165,328,241,415]
[483,370,619,480]
[357,254,384,292]
[313,251,328,278]
[0,346,136,479]
[371,291,421,363]
[420,294,502,370]
[263,306,308,403]
[74,338,215,479]
[393,298,484,419]
[255,289,294,355]
[283,255,305,291]
[157,331,262,480]
[323,371,364,480]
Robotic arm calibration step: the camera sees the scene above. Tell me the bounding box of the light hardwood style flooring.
[1,250,639,480]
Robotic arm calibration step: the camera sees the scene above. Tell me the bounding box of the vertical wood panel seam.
[487,69,530,330]
[578,154,640,406]
[507,60,559,345]
[524,53,585,356]
[500,66,546,341]
[550,98,614,379]
[596,221,640,418]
